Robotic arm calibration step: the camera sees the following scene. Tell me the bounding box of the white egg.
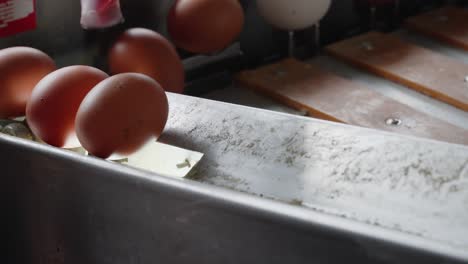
[256,0,331,31]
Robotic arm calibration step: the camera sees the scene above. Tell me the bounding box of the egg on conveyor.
[75,73,169,159]
[167,0,244,54]
[0,47,56,118]
[256,0,331,31]
[108,28,185,93]
[26,66,109,148]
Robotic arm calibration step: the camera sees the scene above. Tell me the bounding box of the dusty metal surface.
[3,93,468,263]
[202,29,468,255]
[162,94,468,257]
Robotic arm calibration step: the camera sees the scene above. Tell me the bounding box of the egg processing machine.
[2,0,468,263]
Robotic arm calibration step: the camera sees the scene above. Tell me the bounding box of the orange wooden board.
[236,58,468,145]
[405,7,468,51]
[325,31,468,111]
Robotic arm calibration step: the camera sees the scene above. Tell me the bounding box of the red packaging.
[0,0,36,38]
[80,0,123,29]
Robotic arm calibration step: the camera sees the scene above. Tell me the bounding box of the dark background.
[0,0,466,93]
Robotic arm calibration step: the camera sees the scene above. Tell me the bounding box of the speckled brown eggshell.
[75,73,169,159]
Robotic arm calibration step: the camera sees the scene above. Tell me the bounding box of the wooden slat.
[325,31,468,111]
[405,7,468,51]
[236,58,468,145]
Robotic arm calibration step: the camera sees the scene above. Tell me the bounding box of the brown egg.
[26,66,109,148]
[167,0,244,54]
[0,47,56,118]
[108,28,185,93]
[75,73,169,159]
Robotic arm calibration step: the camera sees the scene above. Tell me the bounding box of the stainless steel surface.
[165,94,468,256]
[5,93,468,263]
